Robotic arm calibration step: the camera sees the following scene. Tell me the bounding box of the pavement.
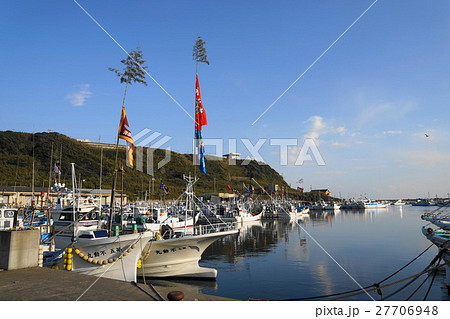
[0,267,236,301]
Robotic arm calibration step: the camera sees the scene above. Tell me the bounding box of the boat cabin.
[0,208,18,230]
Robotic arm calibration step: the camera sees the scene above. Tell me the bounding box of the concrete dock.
[0,267,235,301]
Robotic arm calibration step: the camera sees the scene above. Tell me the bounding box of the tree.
[192,36,210,66]
[109,47,148,86]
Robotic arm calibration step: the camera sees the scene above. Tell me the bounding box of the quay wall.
[0,229,40,270]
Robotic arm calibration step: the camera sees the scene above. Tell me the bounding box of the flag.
[159,180,169,194]
[118,106,135,168]
[297,187,304,192]
[195,75,207,131]
[54,164,61,174]
[195,75,207,175]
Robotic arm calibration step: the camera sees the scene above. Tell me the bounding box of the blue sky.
[2,0,450,199]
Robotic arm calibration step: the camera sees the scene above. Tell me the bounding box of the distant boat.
[363,200,387,209]
[324,202,340,210]
[391,200,406,206]
[412,200,434,206]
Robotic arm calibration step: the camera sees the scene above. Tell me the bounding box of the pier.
[0,267,234,301]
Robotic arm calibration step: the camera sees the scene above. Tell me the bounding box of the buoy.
[88,257,93,263]
[108,259,114,264]
[83,256,89,261]
[66,265,72,271]
[74,249,80,255]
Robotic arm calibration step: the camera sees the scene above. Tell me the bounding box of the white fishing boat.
[234,203,264,223]
[58,230,153,282]
[363,200,387,209]
[138,175,239,279]
[422,227,450,248]
[392,199,406,206]
[0,208,18,230]
[139,223,237,278]
[125,205,199,233]
[52,200,102,250]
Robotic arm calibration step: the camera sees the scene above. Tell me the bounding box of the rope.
[379,250,445,301]
[263,242,438,301]
[423,255,443,301]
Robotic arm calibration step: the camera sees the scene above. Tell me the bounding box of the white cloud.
[303,115,348,145]
[65,84,92,106]
[401,150,450,167]
[383,130,403,135]
[331,141,349,148]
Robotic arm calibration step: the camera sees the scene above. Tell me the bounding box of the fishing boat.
[421,224,450,290]
[412,199,435,206]
[324,202,340,210]
[422,227,450,248]
[139,223,237,278]
[421,205,450,230]
[363,200,387,209]
[0,208,18,230]
[233,202,264,223]
[52,200,102,250]
[391,199,406,206]
[57,229,154,282]
[124,204,199,233]
[138,175,239,279]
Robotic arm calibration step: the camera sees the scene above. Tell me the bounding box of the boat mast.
[71,163,77,243]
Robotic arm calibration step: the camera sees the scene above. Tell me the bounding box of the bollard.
[114,225,119,236]
[132,223,137,234]
[167,291,184,301]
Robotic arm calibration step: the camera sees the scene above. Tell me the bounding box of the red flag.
[118,106,135,168]
[195,75,207,131]
[297,187,304,192]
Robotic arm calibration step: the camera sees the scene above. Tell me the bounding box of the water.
[153,206,450,301]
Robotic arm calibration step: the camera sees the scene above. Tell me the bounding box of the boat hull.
[64,231,153,282]
[139,229,238,279]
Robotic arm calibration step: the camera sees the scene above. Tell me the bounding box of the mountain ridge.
[0,130,302,201]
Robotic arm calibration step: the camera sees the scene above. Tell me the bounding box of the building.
[311,189,331,197]
[0,186,126,207]
[223,153,241,160]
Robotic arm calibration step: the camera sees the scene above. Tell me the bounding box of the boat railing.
[193,221,237,236]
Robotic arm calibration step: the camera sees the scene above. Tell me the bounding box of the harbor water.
[149,205,449,301]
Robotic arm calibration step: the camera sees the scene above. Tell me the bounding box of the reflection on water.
[151,206,450,301]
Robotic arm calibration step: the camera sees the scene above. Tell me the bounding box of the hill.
[0,130,304,201]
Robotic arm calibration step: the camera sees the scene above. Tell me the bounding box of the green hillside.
[0,130,303,201]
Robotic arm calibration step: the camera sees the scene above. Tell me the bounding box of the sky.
[2,0,450,199]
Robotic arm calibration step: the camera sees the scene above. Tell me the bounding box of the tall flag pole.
[118,106,136,168]
[192,36,209,175]
[195,75,207,175]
